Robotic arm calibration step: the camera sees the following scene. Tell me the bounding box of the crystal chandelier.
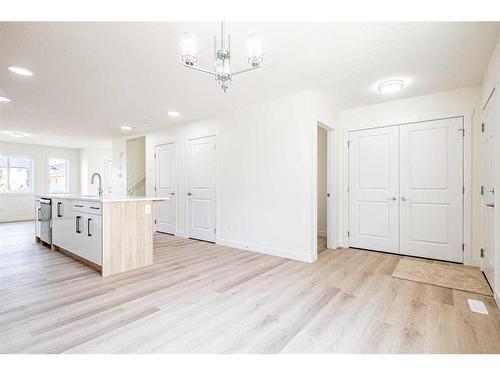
[181,22,264,92]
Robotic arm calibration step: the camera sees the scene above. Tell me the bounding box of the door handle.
[88,218,92,237]
[486,203,495,208]
[170,192,175,196]
[37,208,42,221]
[57,202,63,217]
[76,216,82,233]
[401,197,408,201]
[387,197,396,201]
[187,192,192,196]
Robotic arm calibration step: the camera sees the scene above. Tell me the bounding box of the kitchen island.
[35,195,166,276]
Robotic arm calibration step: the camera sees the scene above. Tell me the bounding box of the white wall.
[80,148,112,196]
[0,141,80,222]
[481,36,500,303]
[317,126,328,236]
[144,91,317,262]
[338,85,482,265]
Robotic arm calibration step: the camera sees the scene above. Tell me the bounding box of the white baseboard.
[317,230,327,238]
[339,240,349,248]
[469,257,481,267]
[217,238,316,263]
[175,231,188,239]
[0,216,34,223]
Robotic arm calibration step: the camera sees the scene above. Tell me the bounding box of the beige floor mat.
[392,257,493,296]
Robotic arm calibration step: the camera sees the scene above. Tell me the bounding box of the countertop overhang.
[36,194,168,203]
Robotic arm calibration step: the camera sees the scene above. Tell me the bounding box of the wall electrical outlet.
[144,204,151,214]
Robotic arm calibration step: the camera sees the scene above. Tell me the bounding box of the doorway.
[316,123,336,254]
[126,136,146,196]
[317,126,328,251]
[105,159,113,196]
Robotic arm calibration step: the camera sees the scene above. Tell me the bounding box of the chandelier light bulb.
[247,32,263,66]
[181,32,198,66]
[247,33,262,57]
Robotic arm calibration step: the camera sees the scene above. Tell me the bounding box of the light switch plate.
[467,299,488,315]
[145,204,151,214]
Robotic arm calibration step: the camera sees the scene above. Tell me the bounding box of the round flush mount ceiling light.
[0,96,11,102]
[120,125,132,131]
[378,79,405,94]
[2,130,30,138]
[167,111,180,117]
[8,66,34,76]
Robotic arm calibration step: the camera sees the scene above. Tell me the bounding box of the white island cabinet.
[51,199,102,266]
[36,195,165,276]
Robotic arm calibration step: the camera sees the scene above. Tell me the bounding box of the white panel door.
[188,136,216,242]
[348,126,399,253]
[399,117,463,262]
[155,143,176,235]
[481,92,495,286]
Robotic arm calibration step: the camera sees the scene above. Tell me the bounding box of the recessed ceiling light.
[120,126,132,131]
[2,130,30,138]
[8,66,34,76]
[0,96,11,102]
[168,111,180,117]
[378,79,405,94]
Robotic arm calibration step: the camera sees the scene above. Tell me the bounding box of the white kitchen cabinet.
[84,212,102,265]
[52,199,66,248]
[52,199,76,252]
[45,197,102,266]
[71,201,102,266]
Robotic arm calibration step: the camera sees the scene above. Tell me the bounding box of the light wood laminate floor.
[1,222,499,353]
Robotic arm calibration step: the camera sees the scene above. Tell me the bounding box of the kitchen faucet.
[91,173,103,198]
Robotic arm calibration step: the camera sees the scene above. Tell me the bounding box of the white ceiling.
[0,22,499,148]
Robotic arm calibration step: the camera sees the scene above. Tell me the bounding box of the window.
[48,158,69,193]
[0,155,34,193]
[0,156,6,193]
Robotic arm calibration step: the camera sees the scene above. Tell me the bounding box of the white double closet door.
[349,117,464,263]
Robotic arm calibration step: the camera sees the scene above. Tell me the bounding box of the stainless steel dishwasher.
[40,198,52,245]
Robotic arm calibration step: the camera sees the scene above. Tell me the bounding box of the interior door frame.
[342,113,473,265]
[186,134,218,242]
[154,141,177,235]
[313,122,338,257]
